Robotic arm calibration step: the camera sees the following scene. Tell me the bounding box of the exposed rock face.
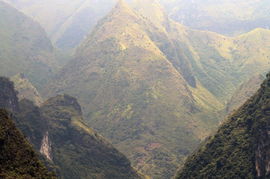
[40,131,53,161]
[0,77,19,112]
[11,73,43,106]
[0,77,142,178]
[41,94,142,179]
[0,109,56,178]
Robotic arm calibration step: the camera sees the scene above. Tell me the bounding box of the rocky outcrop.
[0,109,56,178]
[41,94,142,179]
[40,131,53,161]
[11,73,43,106]
[0,77,19,112]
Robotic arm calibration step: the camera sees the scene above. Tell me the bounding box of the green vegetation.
[0,109,56,179]
[11,73,44,106]
[0,77,19,112]
[2,0,270,178]
[45,1,223,178]
[176,73,270,178]
[3,0,117,49]
[0,76,143,178]
[45,1,270,178]
[160,0,270,36]
[0,1,55,87]
[226,74,265,113]
[40,94,142,179]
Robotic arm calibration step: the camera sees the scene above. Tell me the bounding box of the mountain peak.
[132,0,169,28]
[112,0,135,16]
[42,94,82,116]
[116,0,129,8]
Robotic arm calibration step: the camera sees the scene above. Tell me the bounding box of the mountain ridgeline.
[0,77,55,178]
[0,77,142,179]
[176,73,270,178]
[46,0,270,178]
[1,0,270,178]
[160,0,270,36]
[0,1,55,87]
[0,109,56,179]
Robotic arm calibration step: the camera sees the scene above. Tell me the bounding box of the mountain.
[0,109,56,179]
[0,77,19,112]
[39,94,142,179]
[0,1,55,86]
[45,0,270,178]
[3,0,117,49]
[160,0,270,36]
[11,73,44,106]
[0,76,142,178]
[176,73,270,178]
[226,74,265,113]
[46,1,226,178]
[0,82,55,179]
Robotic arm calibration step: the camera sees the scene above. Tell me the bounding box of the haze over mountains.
[0,1,55,86]
[0,0,270,178]
[4,0,270,48]
[45,0,270,177]
[161,0,270,36]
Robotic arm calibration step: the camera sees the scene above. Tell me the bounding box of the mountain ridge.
[176,73,270,178]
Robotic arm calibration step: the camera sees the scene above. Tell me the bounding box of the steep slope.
[3,0,117,49]
[40,94,142,179]
[0,1,55,86]
[44,0,270,177]
[0,76,142,178]
[47,1,224,178]
[126,0,270,103]
[36,95,140,178]
[11,73,43,106]
[160,0,270,36]
[226,74,265,113]
[0,109,56,178]
[176,73,270,178]
[0,77,19,112]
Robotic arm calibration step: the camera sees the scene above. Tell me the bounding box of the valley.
[0,0,270,178]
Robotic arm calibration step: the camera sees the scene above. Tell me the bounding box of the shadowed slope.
[176,73,270,178]
[0,109,56,179]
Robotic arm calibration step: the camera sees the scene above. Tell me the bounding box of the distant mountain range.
[1,0,270,178]
[0,1,55,86]
[160,0,270,36]
[4,0,270,49]
[44,0,270,178]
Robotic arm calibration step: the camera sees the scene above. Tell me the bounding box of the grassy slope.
[0,1,55,86]
[3,0,117,49]
[176,73,270,178]
[40,94,142,179]
[1,75,143,179]
[160,0,270,36]
[46,1,270,178]
[226,74,265,114]
[167,26,270,102]
[46,1,225,178]
[11,74,44,106]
